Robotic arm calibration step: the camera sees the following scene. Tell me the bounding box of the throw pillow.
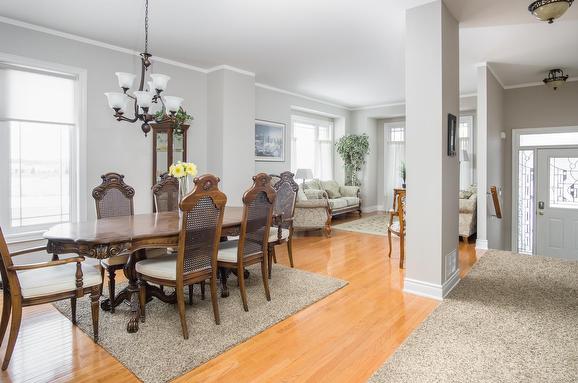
[297,186,307,202]
[304,179,323,191]
[321,180,342,199]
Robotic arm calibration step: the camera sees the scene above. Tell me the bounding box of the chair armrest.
[339,186,360,198]
[303,189,328,200]
[8,256,85,271]
[10,246,47,257]
[296,200,330,209]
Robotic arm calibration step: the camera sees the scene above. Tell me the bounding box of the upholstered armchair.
[293,198,332,237]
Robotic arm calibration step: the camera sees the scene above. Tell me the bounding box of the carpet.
[53,264,347,383]
[332,215,390,236]
[369,250,578,383]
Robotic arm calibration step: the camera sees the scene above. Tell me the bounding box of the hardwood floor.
[0,213,478,383]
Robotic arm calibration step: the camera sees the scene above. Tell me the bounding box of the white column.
[206,68,256,205]
[404,0,460,300]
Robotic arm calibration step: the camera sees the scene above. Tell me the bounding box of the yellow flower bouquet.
[169,161,198,199]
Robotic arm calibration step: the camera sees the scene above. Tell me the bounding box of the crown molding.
[206,65,255,77]
[476,62,506,89]
[255,83,352,110]
[351,101,405,111]
[504,76,578,90]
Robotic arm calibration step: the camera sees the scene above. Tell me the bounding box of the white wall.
[0,22,208,220]
[254,86,351,180]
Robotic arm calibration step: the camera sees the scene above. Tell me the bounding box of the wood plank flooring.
[0,213,478,383]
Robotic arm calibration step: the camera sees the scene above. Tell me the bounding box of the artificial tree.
[335,133,370,186]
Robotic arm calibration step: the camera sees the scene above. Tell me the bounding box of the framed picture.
[447,113,457,157]
[255,120,285,162]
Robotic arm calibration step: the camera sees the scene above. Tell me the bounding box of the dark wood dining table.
[43,207,247,333]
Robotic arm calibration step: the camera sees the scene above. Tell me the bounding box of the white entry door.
[536,148,578,260]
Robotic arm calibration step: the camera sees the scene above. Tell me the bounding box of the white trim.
[361,205,380,213]
[351,101,405,111]
[476,62,506,89]
[476,239,489,250]
[290,106,343,119]
[255,83,350,110]
[504,77,578,90]
[403,269,460,301]
[206,65,255,77]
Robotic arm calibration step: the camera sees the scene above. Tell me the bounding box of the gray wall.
[0,22,207,220]
[254,86,351,180]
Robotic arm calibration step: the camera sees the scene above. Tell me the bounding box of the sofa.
[302,179,362,217]
[459,190,477,242]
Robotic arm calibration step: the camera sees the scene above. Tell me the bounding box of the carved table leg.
[219,267,230,298]
[125,249,145,333]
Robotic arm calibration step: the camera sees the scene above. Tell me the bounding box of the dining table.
[43,207,251,333]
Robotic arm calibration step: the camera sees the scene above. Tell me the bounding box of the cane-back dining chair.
[267,171,299,278]
[217,173,276,312]
[92,172,134,312]
[152,173,180,213]
[0,227,101,370]
[387,188,406,268]
[136,174,226,339]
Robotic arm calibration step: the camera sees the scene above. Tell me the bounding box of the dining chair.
[267,171,299,278]
[0,227,101,370]
[152,173,180,213]
[136,174,226,339]
[387,188,406,268]
[218,173,276,312]
[92,172,134,312]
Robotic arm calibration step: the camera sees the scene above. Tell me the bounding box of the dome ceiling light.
[543,69,569,90]
[529,0,574,23]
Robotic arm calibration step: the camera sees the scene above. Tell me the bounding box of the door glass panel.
[549,157,578,209]
[518,150,534,254]
[155,132,168,180]
[173,132,184,163]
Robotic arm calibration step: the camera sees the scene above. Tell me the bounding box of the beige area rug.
[370,250,578,383]
[53,264,346,383]
[332,215,390,236]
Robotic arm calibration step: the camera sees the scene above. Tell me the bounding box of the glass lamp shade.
[529,0,573,23]
[150,74,170,91]
[104,92,128,109]
[133,91,154,109]
[545,79,566,90]
[115,72,136,89]
[163,96,184,113]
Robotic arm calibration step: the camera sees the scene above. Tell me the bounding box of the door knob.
[538,201,545,210]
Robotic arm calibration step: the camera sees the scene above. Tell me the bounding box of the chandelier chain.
[144,0,149,54]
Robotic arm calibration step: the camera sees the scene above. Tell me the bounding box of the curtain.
[383,122,406,210]
[291,117,333,180]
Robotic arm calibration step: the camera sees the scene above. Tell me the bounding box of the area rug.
[53,264,347,383]
[333,215,389,236]
[369,250,578,383]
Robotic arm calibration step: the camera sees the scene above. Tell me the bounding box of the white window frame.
[0,53,87,242]
[290,115,335,180]
[459,112,476,190]
[511,126,578,253]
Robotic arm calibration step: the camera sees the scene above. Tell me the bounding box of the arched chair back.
[270,171,299,230]
[152,174,180,213]
[92,173,135,219]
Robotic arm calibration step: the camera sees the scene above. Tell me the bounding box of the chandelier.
[104,0,184,135]
[528,0,574,23]
[543,69,569,90]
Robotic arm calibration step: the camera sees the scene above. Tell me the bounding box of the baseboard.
[476,239,489,250]
[361,205,379,213]
[403,270,461,301]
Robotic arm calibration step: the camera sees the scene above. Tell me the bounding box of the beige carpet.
[53,264,346,383]
[333,215,389,236]
[370,250,578,383]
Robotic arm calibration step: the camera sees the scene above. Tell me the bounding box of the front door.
[536,148,578,260]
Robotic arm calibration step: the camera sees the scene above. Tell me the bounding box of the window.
[459,114,475,190]
[291,116,333,180]
[384,122,405,209]
[520,132,578,147]
[0,64,78,235]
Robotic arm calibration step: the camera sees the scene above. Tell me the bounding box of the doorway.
[512,127,578,259]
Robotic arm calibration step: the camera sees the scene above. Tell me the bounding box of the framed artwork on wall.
[447,113,457,157]
[255,119,285,162]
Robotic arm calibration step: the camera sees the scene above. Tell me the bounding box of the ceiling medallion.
[104,0,184,135]
[543,69,569,90]
[528,0,574,23]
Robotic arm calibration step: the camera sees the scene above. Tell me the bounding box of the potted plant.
[335,133,370,186]
[154,107,192,135]
[400,161,406,189]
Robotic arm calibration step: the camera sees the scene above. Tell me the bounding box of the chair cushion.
[136,254,178,280]
[17,263,102,299]
[329,198,348,210]
[321,180,342,199]
[268,227,290,242]
[217,240,240,263]
[343,197,360,207]
[101,254,129,267]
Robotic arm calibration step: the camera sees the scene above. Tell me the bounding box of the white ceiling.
[0,0,577,108]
